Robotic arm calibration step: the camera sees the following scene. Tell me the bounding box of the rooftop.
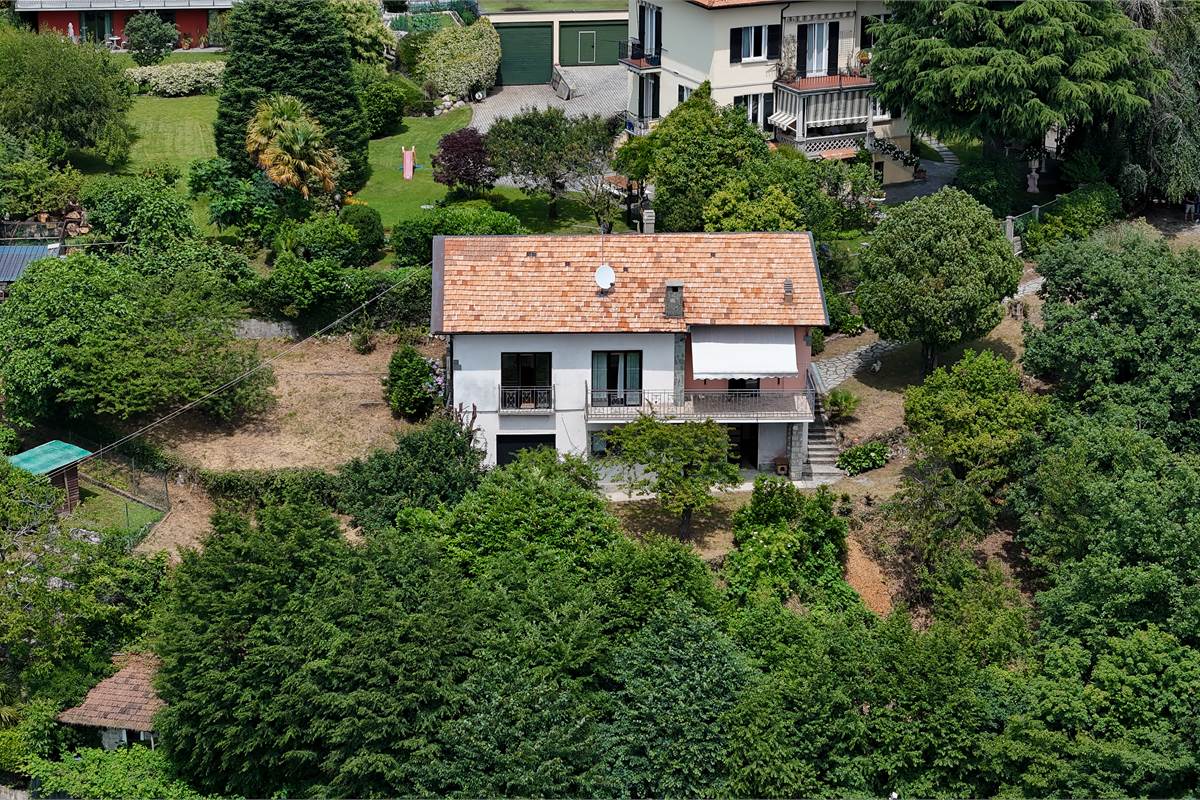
[433,232,827,334]
[8,440,92,475]
[58,654,163,732]
[685,0,785,7]
[0,244,50,284]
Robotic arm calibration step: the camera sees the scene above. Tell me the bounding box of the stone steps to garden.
[803,398,846,483]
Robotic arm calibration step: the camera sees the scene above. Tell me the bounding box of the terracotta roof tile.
[434,232,826,334]
[58,654,163,732]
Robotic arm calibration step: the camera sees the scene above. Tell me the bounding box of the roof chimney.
[664,281,683,318]
[783,278,794,303]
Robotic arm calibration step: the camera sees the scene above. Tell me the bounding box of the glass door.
[81,11,112,43]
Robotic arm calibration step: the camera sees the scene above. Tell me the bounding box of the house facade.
[15,0,230,47]
[620,0,914,184]
[432,232,828,478]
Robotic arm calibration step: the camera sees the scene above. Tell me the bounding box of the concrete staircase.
[803,397,846,485]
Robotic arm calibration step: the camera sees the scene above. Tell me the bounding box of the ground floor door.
[727,424,759,469]
[495,433,556,467]
[81,11,111,42]
[496,23,553,85]
[559,21,627,66]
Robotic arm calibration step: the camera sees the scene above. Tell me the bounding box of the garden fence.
[1002,189,1079,256]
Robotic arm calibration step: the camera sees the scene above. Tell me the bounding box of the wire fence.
[1003,189,1077,255]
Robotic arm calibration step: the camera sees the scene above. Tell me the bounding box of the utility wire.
[43,264,426,480]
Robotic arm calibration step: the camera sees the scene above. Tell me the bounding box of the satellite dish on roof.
[595,263,615,291]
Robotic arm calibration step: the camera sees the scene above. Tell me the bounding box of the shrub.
[291,212,362,266]
[0,157,82,218]
[953,154,1022,217]
[340,204,385,264]
[124,12,178,66]
[825,291,864,335]
[432,126,496,194]
[138,160,182,186]
[198,466,341,507]
[0,423,19,456]
[383,345,442,419]
[258,253,344,317]
[1022,183,1122,256]
[393,204,525,266]
[1117,163,1148,210]
[80,175,197,248]
[417,19,501,98]
[125,62,225,96]
[361,78,407,138]
[810,327,825,355]
[836,441,888,475]
[824,388,860,421]
[28,747,207,800]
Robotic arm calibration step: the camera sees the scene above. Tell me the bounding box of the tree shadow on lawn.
[483,191,603,234]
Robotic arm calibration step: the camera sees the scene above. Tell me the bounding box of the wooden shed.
[8,440,92,513]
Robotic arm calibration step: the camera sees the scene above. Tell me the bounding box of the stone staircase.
[803,396,846,485]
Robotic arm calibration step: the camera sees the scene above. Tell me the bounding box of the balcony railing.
[585,385,815,422]
[499,386,554,415]
[618,38,662,70]
[625,111,656,136]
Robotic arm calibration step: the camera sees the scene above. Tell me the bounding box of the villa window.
[735,93,775,132]
[500,352,552,410]
[729,24,781,64]
[798,21,840,77]
[590,351,642,407]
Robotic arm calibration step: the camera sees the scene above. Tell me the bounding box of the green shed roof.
[8,440,92,475]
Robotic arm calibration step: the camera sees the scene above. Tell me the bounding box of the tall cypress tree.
[214,0,369,189]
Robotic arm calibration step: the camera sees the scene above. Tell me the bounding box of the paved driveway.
[471,65,627,132]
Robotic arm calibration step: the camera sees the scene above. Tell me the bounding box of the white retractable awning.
[690,326,799,380]
[767,111,797,131]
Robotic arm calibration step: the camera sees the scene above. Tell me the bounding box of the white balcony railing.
[585,385,815,422]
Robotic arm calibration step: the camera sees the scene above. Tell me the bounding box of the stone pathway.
[883,135,961,205]
[470,65,627,133]
[814,275,1045,389]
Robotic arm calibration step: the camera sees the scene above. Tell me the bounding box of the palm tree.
[260,117,339,198]
[245,94,310,166]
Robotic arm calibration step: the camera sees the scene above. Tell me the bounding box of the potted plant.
[180,34,192,49]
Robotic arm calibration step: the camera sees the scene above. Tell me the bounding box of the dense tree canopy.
[215,0,368,188]
[870,0,1163,150]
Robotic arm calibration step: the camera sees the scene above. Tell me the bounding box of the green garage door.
[559,21,628,66]
[496,23,553,85]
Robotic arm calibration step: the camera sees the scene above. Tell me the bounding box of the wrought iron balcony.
[618,38,662,71]
[585,385,815,422]
[625,111,657,137]
[498,386,554,415]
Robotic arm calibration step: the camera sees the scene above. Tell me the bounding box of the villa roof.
[433,232,827,334]
[58,654,163,732]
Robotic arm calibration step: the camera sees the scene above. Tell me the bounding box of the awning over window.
[690,325,799,380]
[767,110,797,131]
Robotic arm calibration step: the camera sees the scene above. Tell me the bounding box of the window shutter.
[729,27,742,63]
[654,7,662,53]
[767,24,781,60]
[797,23,808,74]
[827,20,839,76]
[638,4,646,43]
[650,76,660,118]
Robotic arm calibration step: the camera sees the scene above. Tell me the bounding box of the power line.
[43,265,426,480]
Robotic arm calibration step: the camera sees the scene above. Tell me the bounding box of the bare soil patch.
[816,330,879,360]
[134,481,214,562]
[845,534,893,615]
[155,336,435,471]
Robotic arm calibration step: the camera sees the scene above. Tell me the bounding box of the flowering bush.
[383,345,443,419]
[417,20,500,98]
[126,61,225,97]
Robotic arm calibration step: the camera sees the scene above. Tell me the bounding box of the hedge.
[198,467,341,507]
[126,61,225,96]
[417,20,500,98]
[1022,183,1122,257]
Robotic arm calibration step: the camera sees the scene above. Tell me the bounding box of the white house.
[432,232,829,478]
[619,0,914,184]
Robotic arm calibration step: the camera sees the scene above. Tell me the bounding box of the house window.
[637,1,661,56]
[859,13,889,49]
[729,24,780,64]
[871,98,892,122]
[637,74,660,119]
[734,93,775,132]
[805,22,828,77]
[500,352,552,410]
[677,84,694,104]
[590,351,642,407]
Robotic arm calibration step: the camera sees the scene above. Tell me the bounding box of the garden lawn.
[126,95,218,173]
[67,485,164,534]
[357,110,473,225]
[111,50,227,69]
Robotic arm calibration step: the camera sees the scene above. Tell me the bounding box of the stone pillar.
[788,421,807,480]
[673,333,686,403]
[641,208,655,234]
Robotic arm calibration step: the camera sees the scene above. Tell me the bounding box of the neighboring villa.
[432,232,828,479]
[14,0,230,46]
[620,0,914,184]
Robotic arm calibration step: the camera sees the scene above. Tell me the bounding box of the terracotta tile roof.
[58,654,163,732]
[433,232,827,334]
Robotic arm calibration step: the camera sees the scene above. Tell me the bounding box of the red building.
[15,0,232,48]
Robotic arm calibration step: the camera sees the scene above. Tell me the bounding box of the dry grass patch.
[611,492,751,566]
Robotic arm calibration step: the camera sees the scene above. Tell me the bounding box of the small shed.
[58,654,163,750]
[0,244,50,300]
[8,440,92,512]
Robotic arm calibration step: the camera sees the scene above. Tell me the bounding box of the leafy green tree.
[416,19,501,98]
[123,12,178,67]
[857,187,1021,374]
[339,417,486,531]
[487,108,615,221]
[0,27,134,164]
[332,0,393,65]
[215,0,368,188]
[79,175,197,249]
[0,155,82,219]
[256,253,344,318]
[27,747,205,800]
[339,204,385,264]
[392,204,525,266]
[869,0,1163,151]
[603,416,740,539]
[636,83,770,231]
[382,345,439,419]
[1024,224,1200,447]
[904,349,1048,485]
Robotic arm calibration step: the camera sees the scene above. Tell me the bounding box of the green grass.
[479,0,624,10]
[67,485,164,533]
[913,139,943,163]
[945,135,983,164]
[126,95,218,173]
[112,50,227,69]
[356,109,474,224]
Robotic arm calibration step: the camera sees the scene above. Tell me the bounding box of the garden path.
[883,135,960,205]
